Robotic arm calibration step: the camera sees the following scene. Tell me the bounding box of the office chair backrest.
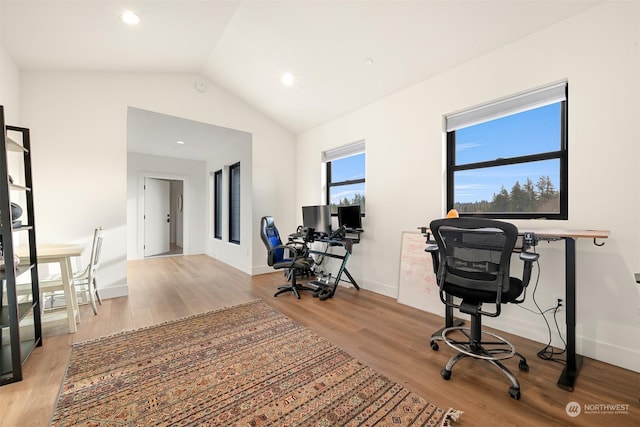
[430,218,518,295]
[260,216,284,264]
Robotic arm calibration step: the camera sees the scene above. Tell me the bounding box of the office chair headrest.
[262,216,275,228]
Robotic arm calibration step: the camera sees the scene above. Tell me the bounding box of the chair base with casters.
[440,324,529,400]
[274,267,315,299]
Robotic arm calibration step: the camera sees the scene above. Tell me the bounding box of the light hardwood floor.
[1,255,638,426]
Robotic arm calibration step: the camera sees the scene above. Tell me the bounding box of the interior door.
[144,178,170,256]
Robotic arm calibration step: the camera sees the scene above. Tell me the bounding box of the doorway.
[144,177,184,257]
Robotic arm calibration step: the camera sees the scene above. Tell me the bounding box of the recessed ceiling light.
[281,72,294,87]
[176,141,185,145]
[364,57,374,65]
[121,10,140,25]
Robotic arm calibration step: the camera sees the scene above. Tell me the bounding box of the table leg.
[558,237,581,391]
[59,259,80,333]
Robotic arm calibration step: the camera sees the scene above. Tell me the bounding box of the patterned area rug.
[51,300,462,426]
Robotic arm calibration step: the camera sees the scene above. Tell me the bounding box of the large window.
[325,141,365,215]
[213,169,222,239]
[229,162,240,244]
[445,82,568,219]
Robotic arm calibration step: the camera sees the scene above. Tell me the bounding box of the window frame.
[213,169,222,240]
[325,142,366,216]
[228,162,241,244]
[446,84,568,220]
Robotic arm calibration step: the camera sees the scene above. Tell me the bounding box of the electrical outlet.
[554,295,564,311]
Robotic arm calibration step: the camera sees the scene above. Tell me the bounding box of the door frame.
[136,171,190,258]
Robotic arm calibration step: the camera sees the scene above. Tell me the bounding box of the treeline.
[455,176,559,213]
[330,194,365,210]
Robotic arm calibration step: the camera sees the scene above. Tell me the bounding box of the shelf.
[4,136,27,153]
[11,224,34,232]
[0,338,39,381]
[0,264,34,281]
[0,301,37,328]
[0,105,40,385]
[9,183,30,192]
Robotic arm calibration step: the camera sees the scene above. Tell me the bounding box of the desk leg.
[342,268,360,290]
[330,250,358,297]
[558,237,581,391]
[60,259,79,333]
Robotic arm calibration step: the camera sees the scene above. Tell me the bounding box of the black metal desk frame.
[527,230,609,391]
[308,237,360,298]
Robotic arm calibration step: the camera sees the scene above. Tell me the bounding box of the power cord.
[516,249,567,364]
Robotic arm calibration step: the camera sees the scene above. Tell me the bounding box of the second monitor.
[302,205,332,236]
[337,205,362,230]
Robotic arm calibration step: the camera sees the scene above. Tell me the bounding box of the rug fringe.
[440,408,463,426]
[70,299,263,348]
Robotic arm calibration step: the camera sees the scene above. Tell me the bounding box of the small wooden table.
[18,244,85,333]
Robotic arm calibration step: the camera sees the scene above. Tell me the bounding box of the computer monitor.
[302,205,331,235]
[337,205,362,230]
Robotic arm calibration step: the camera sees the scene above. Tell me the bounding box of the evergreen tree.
[492,186,510,212]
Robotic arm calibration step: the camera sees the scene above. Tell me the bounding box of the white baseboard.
[353,278,397,298]
[98,285,128,300]
[252,265,275,275]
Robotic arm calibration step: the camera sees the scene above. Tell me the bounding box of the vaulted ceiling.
[1,0,600,134]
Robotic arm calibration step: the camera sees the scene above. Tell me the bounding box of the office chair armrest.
[267,243,303,267]
[519,251,539,287]
[425,245,440,273]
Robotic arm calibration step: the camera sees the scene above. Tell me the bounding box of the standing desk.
[421,225,610,392]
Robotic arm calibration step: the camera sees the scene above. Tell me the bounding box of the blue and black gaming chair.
[260,216,315,298]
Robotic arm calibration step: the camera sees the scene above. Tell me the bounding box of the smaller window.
[213,170,222,239]
[325,141,366,215]
[229,162,241,244]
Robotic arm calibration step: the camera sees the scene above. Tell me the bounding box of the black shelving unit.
[0,105,41,385]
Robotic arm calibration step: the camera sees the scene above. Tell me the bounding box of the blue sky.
[329,153,365,206]
[454,103,561,203]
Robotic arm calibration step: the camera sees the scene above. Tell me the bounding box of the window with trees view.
[325,142,365,215]
[446,82,568,219]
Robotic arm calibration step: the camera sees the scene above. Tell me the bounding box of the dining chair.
[40,227,105,315]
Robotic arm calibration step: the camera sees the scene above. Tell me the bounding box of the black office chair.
[429,217,539,400]
[260,216,315,299]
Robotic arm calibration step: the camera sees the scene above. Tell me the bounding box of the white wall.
[126,152,206,259]
[297,1,639,371]
[0,45,20,124]
[205,140,253,273]
[18,71,296,297]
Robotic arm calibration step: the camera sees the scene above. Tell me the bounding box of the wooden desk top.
[418,226,610,240]
[520,229,610,239]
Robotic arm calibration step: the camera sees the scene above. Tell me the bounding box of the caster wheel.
[430,341,439,351]
[441,369,451,380]
[519,361,529,372]
[508,386,521,400]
